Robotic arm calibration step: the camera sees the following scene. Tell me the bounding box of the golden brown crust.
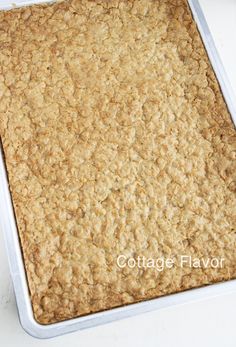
[0,0,236,324]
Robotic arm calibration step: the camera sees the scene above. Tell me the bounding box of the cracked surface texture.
[0,0,236,324]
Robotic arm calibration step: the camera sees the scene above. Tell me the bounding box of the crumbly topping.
[0,0,235,324]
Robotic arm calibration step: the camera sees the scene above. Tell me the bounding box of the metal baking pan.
[0,0,236,339]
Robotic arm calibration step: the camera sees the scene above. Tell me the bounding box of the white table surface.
[0,0,236,346]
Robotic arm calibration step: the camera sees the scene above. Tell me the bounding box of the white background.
[0,0,236,346]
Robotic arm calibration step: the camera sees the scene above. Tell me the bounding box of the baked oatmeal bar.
[0,0,235,324]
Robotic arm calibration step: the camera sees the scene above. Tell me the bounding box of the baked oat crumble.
[0,0,235,324]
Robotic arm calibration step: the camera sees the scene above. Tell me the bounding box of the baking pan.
[0,0,53,10]
[0,0,236,339]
